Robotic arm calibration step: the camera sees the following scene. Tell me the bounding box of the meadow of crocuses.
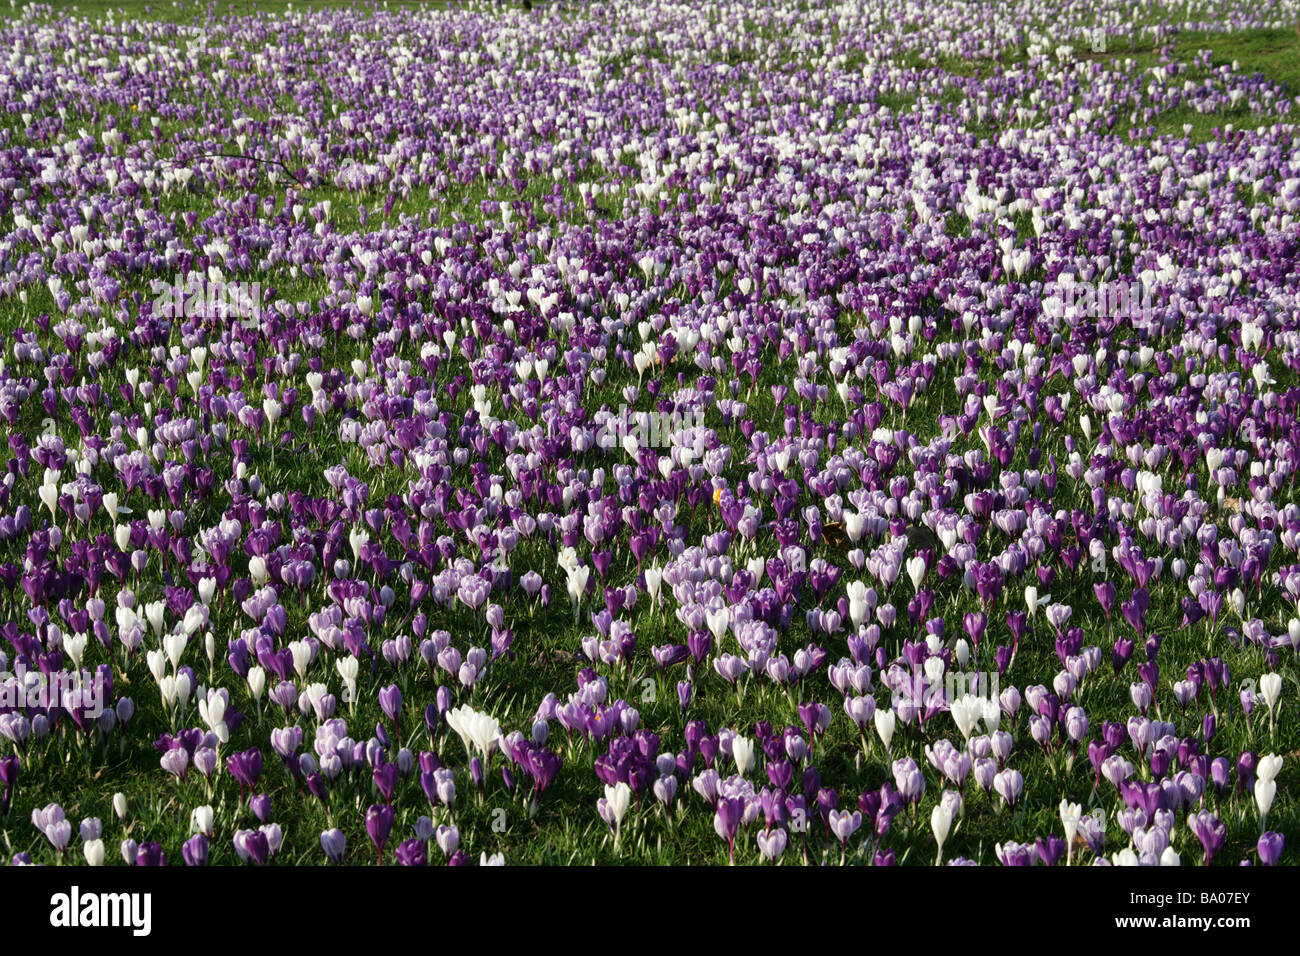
[0,0,1297,868]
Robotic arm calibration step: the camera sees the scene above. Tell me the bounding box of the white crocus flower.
[874,707,896,752]
[1060,799,1081,865]
[289,641,312,681]
[163,633,187,670]
[846,580,870,628]
[949,694,983,743]
[198,688,228,742]
[906,555,926,591]
[931,803,953,866]
[61,632,87,670]
[197,577,217,605]
[191,805,215,837]
[349,527,369,563]
[336,656,359,707]
[146,649,168,684]
[246,665,266,702]
[249,555,270,586]
[1256,753,1283,784]
[1258,672,1282,718]
[600,782,632,852]
[732,735,755,776]
[445,704,502,761]
[1255,777,1276,829]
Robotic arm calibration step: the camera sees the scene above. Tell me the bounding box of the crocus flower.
[757,827,787,863]
[366,804,394,864]
[1254,775,1276,830]
[445,704,502,763]
[396,839,427,866]
[930,802,953,866]
[1060,800,1082,864]
[994,769,1024,809]
[0,755,18,813]
[829,808,862,849]
[182,834,209,867]
[995,841,1036,866]
[598,782,632,853]
[379,683,403,728]
[321,829,347,864]
[874,708,896,753]
[1258,672,1282,736]
[1257,832,1284,866]
[135,843,167,867]
[713,795,748,864]
[1187,810,1226,865]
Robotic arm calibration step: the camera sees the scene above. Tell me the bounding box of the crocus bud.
[191,805,215,837]
[320,828,346,864]
[930,803,953,865]
[182,834,209,867]
[1258,832,1285,866]
[83,839,105,867]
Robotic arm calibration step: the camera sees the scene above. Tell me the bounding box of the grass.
[1091,28,1300,142]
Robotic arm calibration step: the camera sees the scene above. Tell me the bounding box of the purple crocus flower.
[1036,835,1066,867]
[135,842,167,867]
[1187,810,1226,865]
[366,804,394,864]
[756,827,787,863]
[1094,581,1115,620]
[373,763,399,803]
[0,755,17,812]
[182,834,209,867]
[677,680,692,712]
[321,829,346,864]
[226,748,263,795]
[996,841,1037,866]
[1257,832,1284,866]
[829,809,863,848]
[379,683,403,728]
[713,795,747,864]
[249,794,272,824]
[396,839,428,866]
